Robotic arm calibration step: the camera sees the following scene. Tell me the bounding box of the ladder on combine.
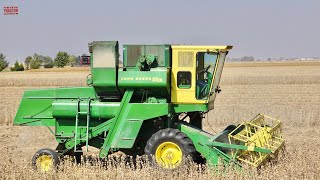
[74,98,91,152]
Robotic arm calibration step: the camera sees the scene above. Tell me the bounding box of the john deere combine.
[14,41,284,171]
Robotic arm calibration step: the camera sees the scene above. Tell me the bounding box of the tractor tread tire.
[144,128,200,168]
[32,148,60,171]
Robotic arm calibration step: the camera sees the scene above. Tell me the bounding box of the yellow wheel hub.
[155,142,182,169]
[36,155,53,172]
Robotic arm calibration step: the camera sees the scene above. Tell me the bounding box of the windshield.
[208,51,227,110]
[195,52,218,100]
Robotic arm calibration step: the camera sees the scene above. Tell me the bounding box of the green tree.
[11,61,24,71]
[0,53,9,72]
[42,56,54,68]
[67,55,77,66]
[30,53,43,69]
[54,52,69,68]
[24,56,32,70]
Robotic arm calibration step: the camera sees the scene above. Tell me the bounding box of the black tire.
[144,128,199,169]
[32,148,59,172]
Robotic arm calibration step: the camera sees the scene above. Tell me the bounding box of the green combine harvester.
[14,41,284,171]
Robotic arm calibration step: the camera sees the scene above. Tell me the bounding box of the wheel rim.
[155,142,182,169]
[36,155,53,172]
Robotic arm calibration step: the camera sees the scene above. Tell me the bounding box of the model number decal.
[120,77,163,82]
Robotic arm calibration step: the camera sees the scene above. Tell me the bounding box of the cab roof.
[171,45,233,51]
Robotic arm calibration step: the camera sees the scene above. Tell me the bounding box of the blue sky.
[0,0,319,63]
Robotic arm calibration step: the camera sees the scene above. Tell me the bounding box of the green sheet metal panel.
[118,68,169,88]
[14,87,97,126]
[91,68,119,95]
[89,41,119,95]
[172,104,208,113]
[110,103,169,148]
[52,100,120,119]
[178,123,228,166]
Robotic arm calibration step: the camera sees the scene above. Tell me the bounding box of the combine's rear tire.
[144,128,199,169]
[32,148,59,172]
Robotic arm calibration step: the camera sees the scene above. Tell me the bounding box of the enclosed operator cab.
[171,46,232,110]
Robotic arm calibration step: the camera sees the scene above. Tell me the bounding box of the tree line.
[0,52,77,72]
[227,56,255,62]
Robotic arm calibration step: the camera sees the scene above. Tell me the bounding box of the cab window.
[196,52,218,99]
[177,71,191,89]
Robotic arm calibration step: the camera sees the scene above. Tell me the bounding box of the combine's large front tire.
[32,148,59,172]
[144,128,199,169]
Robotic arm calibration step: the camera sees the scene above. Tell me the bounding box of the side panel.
[91,68,118,95]
[171,49,199,104]
[14,87,97,126]
[89,41,119,96]
[172,104,208,113]
[118,69,169,88]
[110,103,169,148]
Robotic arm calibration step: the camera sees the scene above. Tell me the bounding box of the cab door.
[171,46,206,104]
